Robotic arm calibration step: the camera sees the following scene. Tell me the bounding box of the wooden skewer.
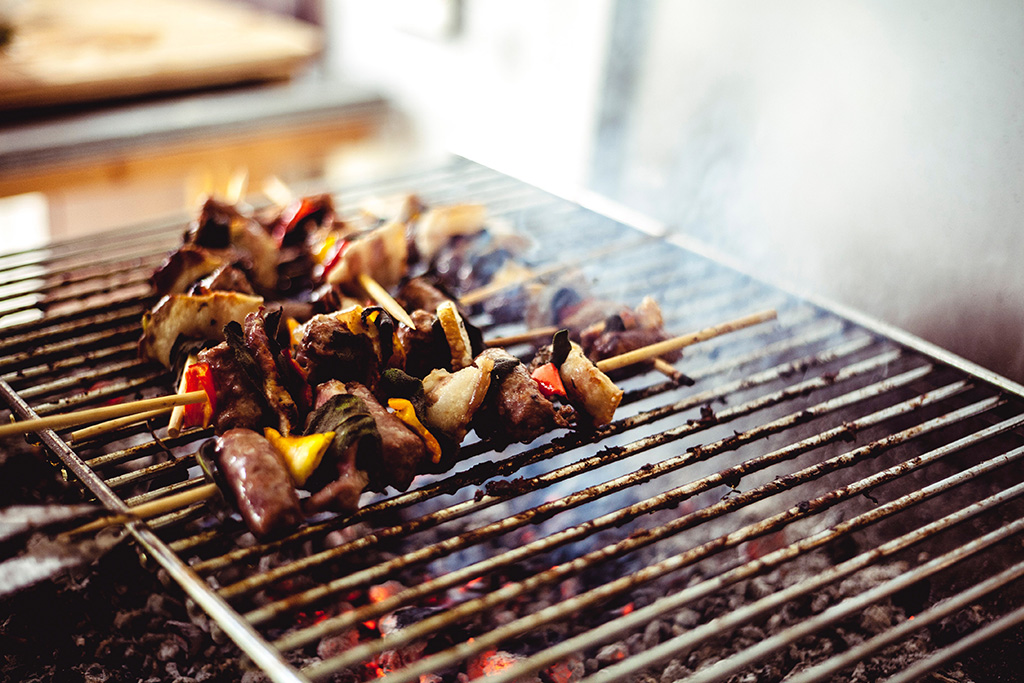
[484,326,560,348]
[458,237,658,307]
[225,167,249,205]
[68,408,172,444]
[596,309,778,373]
[357,272,416,329]
[167,354,199,438]
[262,175,295,208]
[459,264,560,306]
[0,390,207,439]
[652,358,689,383]
[62,482,219,538]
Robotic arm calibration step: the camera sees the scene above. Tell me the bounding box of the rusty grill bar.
[2,158,1024,682]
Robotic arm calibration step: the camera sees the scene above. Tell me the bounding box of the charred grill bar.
[2,158,1023,682]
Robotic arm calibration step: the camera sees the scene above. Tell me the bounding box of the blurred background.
[1,0,1022,380]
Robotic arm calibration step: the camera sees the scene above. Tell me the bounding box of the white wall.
[614,0,1024,380]
[324,0,612,197]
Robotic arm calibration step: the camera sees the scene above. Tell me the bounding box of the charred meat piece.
[578,297,679,378]
[215,428,303,539]
[317,380,426,492]
[396,276,453,314]
[197,342,268,433]
[396,309,449,379]
[185,198,279,294]
[295,314,380,389]
[241,309,303,435]
[303,385,380,515]
[472,348,573,448]
[150,245,225,296]
[429,226,531,294]
[139,291,264,368]
[192,263,256,295]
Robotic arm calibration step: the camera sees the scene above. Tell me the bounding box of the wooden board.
[0,0,322,110]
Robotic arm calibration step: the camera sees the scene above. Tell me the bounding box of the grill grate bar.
[0,305,145,355]
[2,342,138,388]
[272,378,970,654]
[213,347,909,597]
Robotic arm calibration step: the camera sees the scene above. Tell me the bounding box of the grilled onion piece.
[558,341,622,426]
[139,292,264,368]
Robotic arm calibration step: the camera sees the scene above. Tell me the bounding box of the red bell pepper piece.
[182,361,217,428]
[530,362,567,400]
[321,238,350,278]
[271,197,319,247]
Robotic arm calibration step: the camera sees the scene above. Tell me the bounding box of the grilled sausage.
[216,428,303,539]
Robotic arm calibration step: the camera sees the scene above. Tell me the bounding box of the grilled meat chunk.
[139,291,263,368]
[303,385,379,515]
[396,277,453,314]
[186,198,279,294]
[197,342,267,433]
[295,314,380,389]
[242,310,303,435]
[215,428,303,539]
[317,381,426,492]
[472,348,573,448]
[150,245,225,296]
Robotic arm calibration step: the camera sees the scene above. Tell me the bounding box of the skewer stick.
[458,237,658,307]
[167,354,198,438]
[0,390,208,439]
[357,273,416,329]
[484,326,560,348]
[652,358,688,383]
[62,482,219,538]
[596,309,778,373]
[68,408,171,444]
[225,167,249,205]
[262,175,295,208]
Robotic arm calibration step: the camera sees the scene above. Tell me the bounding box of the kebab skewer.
[61,308,776,539]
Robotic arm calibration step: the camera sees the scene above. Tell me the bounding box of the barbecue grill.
[2,157,1022,682]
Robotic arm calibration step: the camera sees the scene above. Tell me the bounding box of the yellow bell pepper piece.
[265,427,335,486]
[388,398,442,464]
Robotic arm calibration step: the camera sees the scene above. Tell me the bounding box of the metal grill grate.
[2,158,1023,682]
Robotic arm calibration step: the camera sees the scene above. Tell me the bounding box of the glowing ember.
[369,580,405,603]
[467,649,527,679]
[544,654,585,683]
